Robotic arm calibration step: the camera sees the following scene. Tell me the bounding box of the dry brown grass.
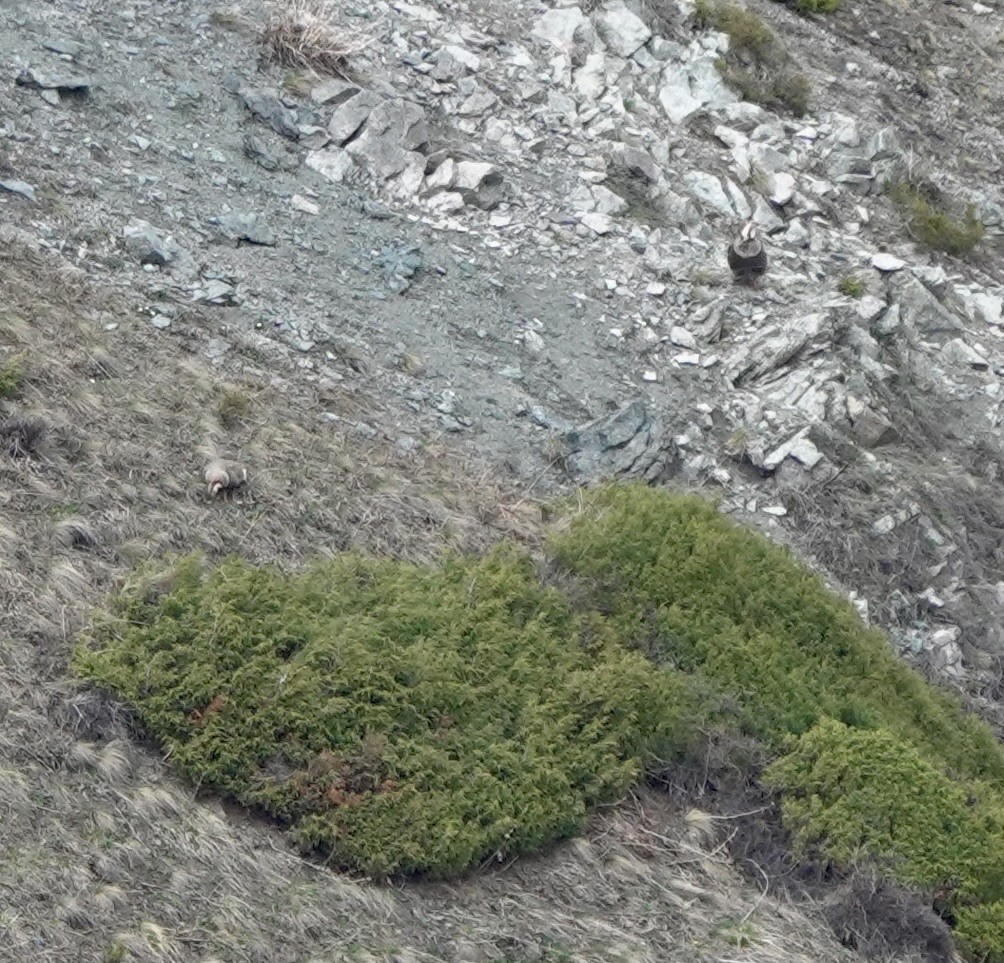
[261,0,373,77]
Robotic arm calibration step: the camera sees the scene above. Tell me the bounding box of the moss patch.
[75,546,695,878]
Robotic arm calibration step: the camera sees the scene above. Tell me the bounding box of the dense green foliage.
[890,180,984,258]
[957,903,1004,963]
[549,485,1004,781]
[75,547,695,877]
[767,720,1001,895]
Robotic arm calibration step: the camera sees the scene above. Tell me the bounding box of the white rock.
[454,161,497,190]
[427,191,465,212]
[642,369,658,382]
[871,252,906,272]
[674,351,701,365]
[594,0,652,57]
[292,194,320,215]
[856,295,886,321]
[974,2,993,13]
[426,157,456,190]
[580,211,615,234]
[573,52,607,99]
[591,184,628,215]
[714,125,748,148]
[306,148,355,182]
[523,329,546,353]
[762,504,787,517]
[788,437,823,469]
[670,326,698,350]
[531,7,593,51]
[769,171,796,206]
[962,290,1003,326]
[646,281,667,296]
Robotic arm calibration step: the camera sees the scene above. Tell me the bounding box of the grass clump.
[216,386,251,428]
[75,546,695,878]
[889,180,984,258]
[695,0,811,116]
[262,0,370,77]
[838,274,865,298]
[0,353,24,398]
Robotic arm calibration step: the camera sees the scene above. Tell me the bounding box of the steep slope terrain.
[2,0,1004,958]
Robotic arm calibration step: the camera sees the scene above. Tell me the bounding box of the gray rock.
[311,78,360,106]
[897,278,963,337]
[236,87,300,140]
[328,90,383,145]
[243,133,282,172]
[211,212,276,247]
[612,144,661,182]
[865,126,902,160]
[562,400,671,482]
[942,338,990,369]
[846,396,897,447]
[374,242,423,294]
[683,171,736,217]
[122,220,175,266]
[594,0,651,58]
[0,180,36,201]
[431,45,480,80]
[345,99,429,184]
[16,66,91,95]
[726,313,832,386]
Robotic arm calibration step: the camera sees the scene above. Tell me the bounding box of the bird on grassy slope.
[727,220,768,287]
[204,458,248,497]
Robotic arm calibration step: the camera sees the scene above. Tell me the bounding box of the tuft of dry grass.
[261,0,372,77]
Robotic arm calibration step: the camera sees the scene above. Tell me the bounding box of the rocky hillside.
[2,0,1004,958]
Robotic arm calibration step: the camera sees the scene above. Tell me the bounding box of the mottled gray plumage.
[728,221,768,285]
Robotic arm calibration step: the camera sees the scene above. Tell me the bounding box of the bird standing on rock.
[727,221,768,287]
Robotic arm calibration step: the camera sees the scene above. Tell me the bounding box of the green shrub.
[766,720,995,896]
[838,274,866,298]
[0,354,24,399]
[549,484,1004,781]
[890,181,983,258]
[956,902,1004,963]
[75,546,697,878]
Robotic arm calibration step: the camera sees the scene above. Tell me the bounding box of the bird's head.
[739,220,759,244]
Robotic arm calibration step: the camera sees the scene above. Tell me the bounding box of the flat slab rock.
[561,401,671,482]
